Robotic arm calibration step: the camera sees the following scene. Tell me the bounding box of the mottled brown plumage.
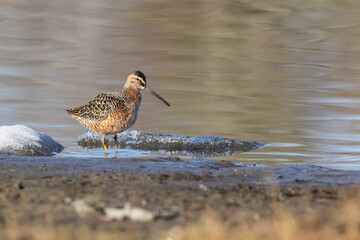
[67,70,170,155]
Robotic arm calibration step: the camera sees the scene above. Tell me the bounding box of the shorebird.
[67,70,170,155]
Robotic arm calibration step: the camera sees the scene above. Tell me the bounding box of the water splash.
[78,130,265,157]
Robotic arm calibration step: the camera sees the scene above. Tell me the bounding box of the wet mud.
[0,152,359,236]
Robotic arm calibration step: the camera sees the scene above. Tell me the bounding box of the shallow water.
[1,0,360,169]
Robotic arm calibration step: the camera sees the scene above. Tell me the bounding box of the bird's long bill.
[144,85,170,107]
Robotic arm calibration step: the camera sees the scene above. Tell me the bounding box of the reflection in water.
[0,0,360,169]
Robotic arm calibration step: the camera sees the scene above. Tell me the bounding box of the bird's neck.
[122,86,142,106]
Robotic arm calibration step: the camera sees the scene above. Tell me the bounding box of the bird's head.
[125,70,170,107]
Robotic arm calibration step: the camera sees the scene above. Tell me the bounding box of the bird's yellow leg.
[114,134,118,156]
[102,135,109,155]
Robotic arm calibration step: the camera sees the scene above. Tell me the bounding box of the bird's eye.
[136,78,140,82]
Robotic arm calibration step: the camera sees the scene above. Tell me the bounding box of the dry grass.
[168,199,360,240]
[1,196,360,240]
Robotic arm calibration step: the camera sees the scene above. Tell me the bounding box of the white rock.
[198,183,209,191]
[0,125,63,156]
[104,207,127,221]
[104,202,154,222]
[72,199,94,216]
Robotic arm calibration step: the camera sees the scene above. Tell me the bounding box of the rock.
[72,199,94,217]
[78,130,265,157]
[154,207,180,220]
[104,202,154,222]
[0,125,63,156]
[71,199,179,222]
[198,183,209,191]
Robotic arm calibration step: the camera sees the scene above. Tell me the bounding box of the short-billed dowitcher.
[67,70,170,155]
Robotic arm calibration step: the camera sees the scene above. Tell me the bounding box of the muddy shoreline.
[1,153,360,238]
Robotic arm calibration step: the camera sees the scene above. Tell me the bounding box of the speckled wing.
[66,93,125,121]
